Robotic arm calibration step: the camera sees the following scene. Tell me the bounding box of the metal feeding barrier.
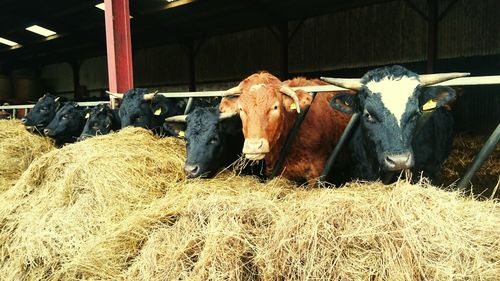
[0,75,498,188]
[0,101,111,118]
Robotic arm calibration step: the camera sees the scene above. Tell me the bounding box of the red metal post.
[104,0,134,93]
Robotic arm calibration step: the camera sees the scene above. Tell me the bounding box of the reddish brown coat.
[220,72,350,182]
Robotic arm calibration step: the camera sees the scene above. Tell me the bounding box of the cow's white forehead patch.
[365,76,420,127]
[249,83,265,92]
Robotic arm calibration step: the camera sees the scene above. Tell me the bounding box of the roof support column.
[427,0,438,73]
[104,0,134,93]
[278,22,289,80]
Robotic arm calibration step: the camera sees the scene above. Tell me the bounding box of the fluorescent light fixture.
[0,37,19,47]
[95,3,133,18]
[95,3,105,10]
[166,0,178,2]
[25,25,56,37]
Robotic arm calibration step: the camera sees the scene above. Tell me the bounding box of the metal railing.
[1,75,498,188]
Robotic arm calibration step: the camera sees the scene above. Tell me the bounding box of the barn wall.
[58,0,498,93]
[40,63,74,93]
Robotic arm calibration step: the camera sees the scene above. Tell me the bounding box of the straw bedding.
[443,133,500,196]
[0,120,54,192]
[0,127,498,280]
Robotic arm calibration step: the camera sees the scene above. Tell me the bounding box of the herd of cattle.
[15,65,468,185]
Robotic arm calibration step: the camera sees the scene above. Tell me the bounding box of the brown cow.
[219,72,350,183]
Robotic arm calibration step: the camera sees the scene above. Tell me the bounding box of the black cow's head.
[323,65,467,171]
[78,104,121,141]
[44,102,87,146]
[112,89,184,134]
[22,94,61,133]
[116,88,155,128]
[165,107,241,178]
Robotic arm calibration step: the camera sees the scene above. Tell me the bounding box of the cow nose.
[184,164,200,178]
[383,152,413,171]
[243,138,270,154]
[21,117,27,124]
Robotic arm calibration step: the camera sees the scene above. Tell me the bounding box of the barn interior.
[0,1,499,279]
[0,0,498,130]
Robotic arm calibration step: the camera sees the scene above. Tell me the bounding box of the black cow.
[110,88,184,136]
[165,107,265,178]
[22,94,62,133]
[78,103,121,141]
[323,65,468,184]
[44,102,88,146]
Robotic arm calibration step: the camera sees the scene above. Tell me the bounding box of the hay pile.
[443,134,500,195]
[0,120,54,191]
[0,128,498,280]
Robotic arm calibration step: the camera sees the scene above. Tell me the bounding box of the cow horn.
[106,91,124,99]
[143,91,158,101]
[219,111,238,120]
[320,77,362,91]
[279,85,301,113]
[419,72,470,86]
[222,85,241,97]
[164,114,187,123]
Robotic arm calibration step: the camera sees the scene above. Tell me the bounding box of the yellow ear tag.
[178,131,185,138]
[290,103,297,111]
[154,108,162,116]
[423,100,437,111]
[85,112,90,119]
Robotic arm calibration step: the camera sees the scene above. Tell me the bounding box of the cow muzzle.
[382,152,413,171]
[243,138,270,161]
[184,163,201,178]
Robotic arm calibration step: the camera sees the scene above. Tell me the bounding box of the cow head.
[323,65,468,171]
[78,104,119,141]
[112,88,157,129]
[23,94,61,133]
[219,72,311,161]
[109,89,183,134]
[165,108,240,178]
[44,102,87,144]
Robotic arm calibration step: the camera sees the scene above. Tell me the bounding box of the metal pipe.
[184,97,194,115]
[270,92,317,178]
[457,123,500,190]
[319,112,360,182]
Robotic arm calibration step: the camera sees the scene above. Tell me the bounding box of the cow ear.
[219,96,239,114]
[221,115,242,136]
[419,86,456,111]
[329,93,358,114]
[163,122,187,138]
[283,89,312,113]
[83,107,92,119]
[151,103,168,116]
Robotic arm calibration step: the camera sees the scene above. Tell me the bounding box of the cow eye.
[273,105,278,110]
[364,110,377,123]
[62,114,69,119]
[41,107,48,112]
[210,136,219,144]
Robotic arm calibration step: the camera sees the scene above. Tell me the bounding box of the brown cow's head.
[219,72,312,161]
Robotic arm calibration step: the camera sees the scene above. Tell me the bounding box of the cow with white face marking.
[323,65,469,184]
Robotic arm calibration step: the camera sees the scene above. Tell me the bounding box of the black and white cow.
[322,65,468,184]
[165,107,265,178]
[108,88,184,136]
[44,102,88,146]
[78,103,121,141]
[22,94,63,133]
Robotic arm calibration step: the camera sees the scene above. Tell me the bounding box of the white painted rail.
[0,75,498,117]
